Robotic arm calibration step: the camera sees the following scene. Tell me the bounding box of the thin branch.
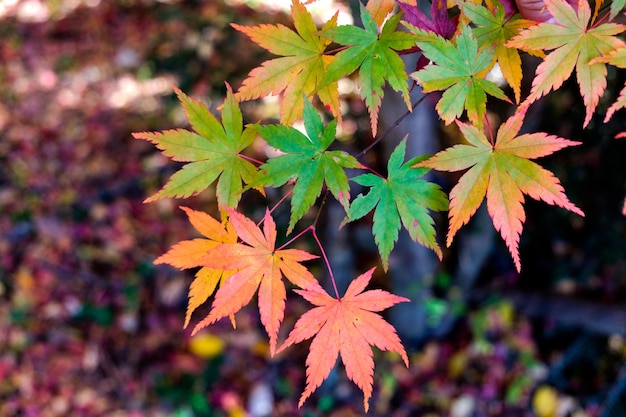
[356,94,429,158]
[312,189,329,227]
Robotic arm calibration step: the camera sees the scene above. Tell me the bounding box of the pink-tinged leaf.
[228,208,272,250]
[192,259,265,334]
[508,0,626,127]
[486,157,526,271]
[605,85,626,123]
[589,48,626,123]
[299,314,340,408]
[277,268,408,411]
[418,110,583,271]
[447,158,491,246]
[195,208,318,355]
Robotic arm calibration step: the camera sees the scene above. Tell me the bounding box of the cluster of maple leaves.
[134,0,626,411]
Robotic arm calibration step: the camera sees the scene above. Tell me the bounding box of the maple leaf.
[610,0,626,20]
[398,0,458,39]
[507,0,626,127]
[408,25,511,127]
[277,268,409,412]
[252,99,361,233]
[366,0,396,26]
[232,0,340,126]
[194,208,319,355]
[344,138,448,270]
[319,5,418,135]
[589,47,626,123]
[133,85,259,208]
[397,0,460,72]
[461,0,535,103]
[417,109,584,271]
[154,207,238,328]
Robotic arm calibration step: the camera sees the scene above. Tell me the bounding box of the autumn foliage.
[135,0,626,411]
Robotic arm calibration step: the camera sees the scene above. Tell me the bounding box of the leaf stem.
[485,113,495,146]
[258,189,293,229]
[277,226,341,299]
[267,188,293,218]
[311,226,341,300]
[277,225,312,251]
[591,10,610,27]
[310,190,340,298]
[238,153,265,166]
[325,45,351,55]
[361,163,385,178]
[275,190,340,298]
[356,94,428,158]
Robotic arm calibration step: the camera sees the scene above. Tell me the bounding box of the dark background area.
[0,1,625,416]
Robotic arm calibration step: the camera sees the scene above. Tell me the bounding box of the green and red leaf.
[417,109,584,271]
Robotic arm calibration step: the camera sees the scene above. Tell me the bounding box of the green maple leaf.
[507,0,626,127]
[461,0,535,103]
[610,0,626,20]
[319,5,417,136]
[409,25,511,127]
[344,139,448,270]
[133,85,259,208]
[233,0,340,126]
[252,99,361,233]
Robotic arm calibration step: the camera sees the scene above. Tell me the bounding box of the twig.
[356,94,428,158]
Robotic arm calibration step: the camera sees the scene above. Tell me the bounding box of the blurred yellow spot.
[448,351,468,379]
[533,385,558,417]
[497,301,515,329]
[252,340,270,357]
[188,334,225,359]
[228,408,246,417]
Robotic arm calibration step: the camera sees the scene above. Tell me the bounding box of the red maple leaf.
[277,268,409,412]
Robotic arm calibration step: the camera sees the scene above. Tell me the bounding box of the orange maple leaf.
[277,268,409,412]
[194,208,319,355]
[418,109,584,271]
[366,0,396,25]
[154,206,237,328]
[232,0,340,126]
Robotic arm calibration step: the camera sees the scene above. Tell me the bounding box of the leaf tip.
[143,195,158,204]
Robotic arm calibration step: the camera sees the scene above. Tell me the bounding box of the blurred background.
[0,0,625,416]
